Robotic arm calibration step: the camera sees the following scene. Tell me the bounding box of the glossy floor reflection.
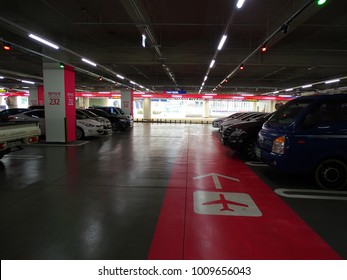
[0,123,212,259]
[0,123,344,260]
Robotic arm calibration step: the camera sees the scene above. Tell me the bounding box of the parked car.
[222,113,272,160]
[89,106,133,128]
[257,94,347,190]
[28,105,45,110]
[10,109,103,140]
[212,112,245,128]
[219,112,268,133]
[0,108,29,122]
[76,109,112,135]
[87,107,132,131]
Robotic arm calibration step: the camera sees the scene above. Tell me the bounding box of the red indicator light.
[3,43,12,51]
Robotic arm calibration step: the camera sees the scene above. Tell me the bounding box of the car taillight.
[28,136,39,144]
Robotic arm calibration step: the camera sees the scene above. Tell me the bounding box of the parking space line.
[4,155,43,159]
[275,188,347,200]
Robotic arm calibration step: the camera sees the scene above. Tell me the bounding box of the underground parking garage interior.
[1,0,347,277]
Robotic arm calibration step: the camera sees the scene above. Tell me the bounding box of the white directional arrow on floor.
[193,173,240,189]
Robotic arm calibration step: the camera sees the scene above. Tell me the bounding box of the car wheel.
[240,139,257,161]
[315,159,347,190]
[76,127,84,140]
[111,122,120,131]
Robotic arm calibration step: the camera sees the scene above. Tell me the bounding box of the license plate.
[7,140,22,148]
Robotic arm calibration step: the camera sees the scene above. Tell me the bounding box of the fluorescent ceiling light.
[302,84,312,88]
[81,58,97,67]
[273,91,279,94]
[21,80,35,84]
[0,76,4,79]
[142,34,146,47]
[217,35,227,51]
[116,74,125,79]
[285,88,293,92]
[28,34,59,50]
[236,0,246,9]
[204,76,208,81]
[209,59,215,68]
[325,79,340,84]
[279,94,293,98]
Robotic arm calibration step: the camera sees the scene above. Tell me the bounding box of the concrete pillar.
[77,97,89,108]
[121,89,133,116]
[143,98,151,120]
[203,100,210,118]
[43,63,76,143]
[28,85,44,106]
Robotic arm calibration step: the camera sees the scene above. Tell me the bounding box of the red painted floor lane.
[148,129,341,260]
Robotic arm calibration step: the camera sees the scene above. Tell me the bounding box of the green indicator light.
[317,0,327,5]
[59,63,64,68]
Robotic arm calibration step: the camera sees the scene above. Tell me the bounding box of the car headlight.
[272,136,286,155]
[80,121,95,127]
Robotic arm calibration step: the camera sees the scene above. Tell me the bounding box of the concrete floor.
[0,123,344,260]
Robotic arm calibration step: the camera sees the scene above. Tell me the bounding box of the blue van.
[257,94,347,190]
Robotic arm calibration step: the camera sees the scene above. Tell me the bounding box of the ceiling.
[0,0,347,95]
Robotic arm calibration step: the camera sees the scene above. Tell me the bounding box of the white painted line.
[4,155,43,159]
[245,161,268,167]
[194,191,262,216]
[33,141,89,147]
[194,173,240,189]
[275,188,347,201]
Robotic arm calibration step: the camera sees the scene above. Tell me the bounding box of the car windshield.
[116,107,125,115]
[80,110,97,117]
[91,109,108,117]
[269,99,311,125]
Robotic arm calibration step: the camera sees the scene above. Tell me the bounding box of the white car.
[10,109,103,140]
[76,108,112,135]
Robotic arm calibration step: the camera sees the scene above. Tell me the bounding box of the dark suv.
[87,108,130,131]
[89,106,133,129]
[222,113,271,160]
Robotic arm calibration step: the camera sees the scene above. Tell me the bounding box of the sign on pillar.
[43,63,76,143]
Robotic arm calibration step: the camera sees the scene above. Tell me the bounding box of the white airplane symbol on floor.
[202,193,249,211]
